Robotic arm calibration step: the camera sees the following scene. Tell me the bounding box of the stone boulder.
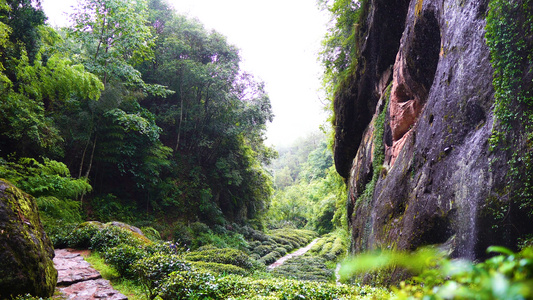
[0,179,57,298]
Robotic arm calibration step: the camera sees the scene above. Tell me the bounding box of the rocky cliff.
[334,0,533,260]
[0,179,57,298]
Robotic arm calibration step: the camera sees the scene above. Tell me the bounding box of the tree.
[135,1,275,224]
[64,0,173,184]
[0,2,103,158]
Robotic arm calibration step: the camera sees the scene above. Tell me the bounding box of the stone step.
[54,249,128,300]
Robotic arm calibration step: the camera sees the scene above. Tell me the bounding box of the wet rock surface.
[55,249,102,285]
[0,179,57,298]
[59,279,127,300]
[335,0,533,272]
[54,249,127,300]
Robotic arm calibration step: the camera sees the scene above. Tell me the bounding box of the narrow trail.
[54,249,127,300]
[335,263,342,285]
[267,238,319,270]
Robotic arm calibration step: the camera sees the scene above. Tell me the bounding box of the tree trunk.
[175,81,184,151]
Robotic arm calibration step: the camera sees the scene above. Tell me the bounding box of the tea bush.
[133,253,191,300]
[90,226,146,251]
[45,221,79,248]
[247,228,319,266]
[104,244,147,278]
[308,231,347,262]
[188,261,248,276]
[64,222,102,249]
[143,241,185,256]
[258,251,280,265]
[158,270,218,300]
[184,248,255,269]
[213,274,389,299]
[253,244,276,257]
[272,256,334,282]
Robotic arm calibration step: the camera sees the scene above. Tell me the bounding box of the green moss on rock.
[0,179,57,298]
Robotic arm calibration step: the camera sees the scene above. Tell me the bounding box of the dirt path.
[267,238,319,270]
[54,249,127,300]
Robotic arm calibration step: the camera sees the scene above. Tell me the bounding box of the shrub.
[144,241,186,256]
[133,253,191,300]
[172,222,193,246]
[45,221,78,248]
[253,244,275,257]
[330,236,346,258]
[272,256,333,282]
[310,237,327,253]
[90,226,145,251]
[319,242,333,258]
[65,222,102,249]
[271,236,297,248]
[188,261,248,276]
[214,274,375,299]
[184,248,254,269]
[275,246,288,256]
[158,270,217,300]
[104,244,147,278]
[258,251,280,265]
[247,240,262,251]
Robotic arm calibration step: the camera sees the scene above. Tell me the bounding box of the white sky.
[41,0,329,147]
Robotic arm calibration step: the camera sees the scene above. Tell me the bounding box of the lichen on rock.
[0,179,57,298]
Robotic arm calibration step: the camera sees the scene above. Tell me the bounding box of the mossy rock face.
[0,179,57,298]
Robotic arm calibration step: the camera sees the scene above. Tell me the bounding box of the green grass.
[85,252,145,300]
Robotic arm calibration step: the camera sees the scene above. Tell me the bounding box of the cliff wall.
[334,0,533,260]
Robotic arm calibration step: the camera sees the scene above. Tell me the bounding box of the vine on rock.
[486,0,533,220]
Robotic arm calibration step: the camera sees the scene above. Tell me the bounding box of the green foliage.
[0,0,46,64]
[184,248,255,270]
[211,274,386,299]
[136,4,275,224]
[319,0,368,145]
[0,20,104,157]
[90,225,146,251]
[340,246,533,299]
[88,194,138,223]
[104,244,147,278]
[188,261,248,276]
[172,221,249,251]
[158,270,218,300]
[85,251,146,300]
[141,226,161,242]
[59,222,101,249]
[272,256,334,282]
[319,0,366,87]
[0,0,274,231]
[0,157,91,225]
[68,0,163,92]
[9,294,49,300]
[355,84,391,209]
[308,230,348,261]
[268,132,345,233]
[486,0,533,219]
[133,253,191,300]
[247,228,318,266]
